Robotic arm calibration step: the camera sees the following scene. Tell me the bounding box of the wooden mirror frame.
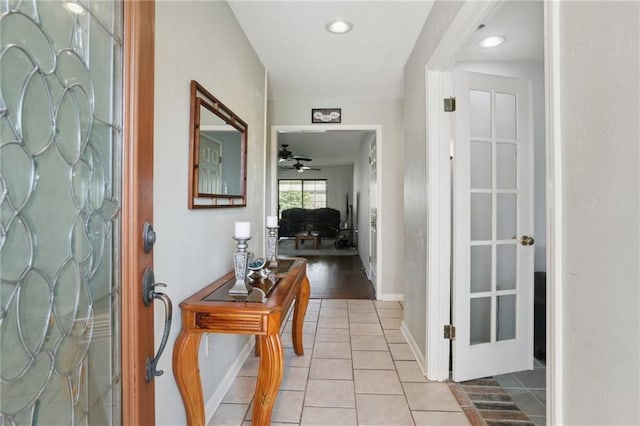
[188,80,247,208]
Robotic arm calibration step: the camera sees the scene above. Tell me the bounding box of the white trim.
[205,336,254,423]
[401,321,426,376]
[544,1,563,423]
[424,0,503,382]
[262,70,269,253]
[380,293,404,302]
[270,124,383,298]
[425,70,452,381]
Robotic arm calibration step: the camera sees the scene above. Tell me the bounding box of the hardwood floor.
[301,255,376,299]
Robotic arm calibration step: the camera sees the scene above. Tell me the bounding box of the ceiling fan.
[279,159,321,174]
[278,144,311,163]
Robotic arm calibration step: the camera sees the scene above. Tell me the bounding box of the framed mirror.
[189,80,247,208]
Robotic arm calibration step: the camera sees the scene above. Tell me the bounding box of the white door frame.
[424,1,563,423]
[269,124,383,298]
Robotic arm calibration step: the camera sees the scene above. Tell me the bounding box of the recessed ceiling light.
[63,1,86,15]
[479,35,506,48]
[326,20,353,35]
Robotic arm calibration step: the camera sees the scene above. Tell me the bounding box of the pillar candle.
[266,216,278,228]
[234,222,251,239]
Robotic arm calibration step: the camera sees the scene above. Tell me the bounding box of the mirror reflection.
[189,80,247,208]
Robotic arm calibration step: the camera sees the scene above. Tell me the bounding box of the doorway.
[269,125,381,298]
[424,0,553,423]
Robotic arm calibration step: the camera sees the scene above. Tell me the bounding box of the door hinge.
[444,324,456,340]
[444,97,456,112]
[449,139,454,159]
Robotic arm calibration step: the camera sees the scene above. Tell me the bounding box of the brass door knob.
[520,235,535,246]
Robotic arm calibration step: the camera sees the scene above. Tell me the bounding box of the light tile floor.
[209,299,471,426]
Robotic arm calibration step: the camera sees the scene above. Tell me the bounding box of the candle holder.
[229,236,251,295]
[266,226,279,269]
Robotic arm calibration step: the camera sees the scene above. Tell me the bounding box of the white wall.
[153,2,266,424]
[278,165,353,221]
[269,99,405,299]
[455,61,546,272]
[402,0,464,363]
[557,2,639,423]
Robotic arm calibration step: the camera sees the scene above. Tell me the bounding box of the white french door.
[452,71,534,382]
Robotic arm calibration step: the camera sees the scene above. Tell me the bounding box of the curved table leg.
[253,333,284,425]
[292,275,310,355]
[173,330,204,426]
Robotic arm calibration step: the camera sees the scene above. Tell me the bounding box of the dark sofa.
[279,208,340,238]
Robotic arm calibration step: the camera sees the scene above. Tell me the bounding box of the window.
[278,179,327,212]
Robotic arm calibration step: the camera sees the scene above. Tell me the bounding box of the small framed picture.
[311,108,341,124]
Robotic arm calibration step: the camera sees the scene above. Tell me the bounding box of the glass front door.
[1,1,123,423]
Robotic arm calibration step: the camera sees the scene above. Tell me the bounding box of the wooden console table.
[173,258,310,426]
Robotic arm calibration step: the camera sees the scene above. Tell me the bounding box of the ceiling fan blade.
[292,155,312,162]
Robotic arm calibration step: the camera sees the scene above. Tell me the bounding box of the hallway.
[210,299,469,425]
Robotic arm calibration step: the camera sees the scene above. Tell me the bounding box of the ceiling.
[458,1,543,62]
[229,0,543,169]
[228,1,434,100]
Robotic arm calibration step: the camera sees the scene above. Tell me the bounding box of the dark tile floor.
[494,360,546,425]
[450,360,547,426]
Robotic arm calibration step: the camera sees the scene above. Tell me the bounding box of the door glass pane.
[497,143,516,189]
[471,193,492,240]
[497,295,516,341]
[497,245,517,291]
[0,1,123,424]
[470,297,491,345]
[469,90,492,138]
[470,246,491,293]
[470,141,491,189]
[497,194,517,240]
[495,92,516,139]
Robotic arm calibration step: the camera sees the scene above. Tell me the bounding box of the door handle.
[142,267,173,383]
[520,235,535,246]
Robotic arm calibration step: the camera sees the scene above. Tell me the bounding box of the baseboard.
[401,320,426,377]
[379,293,404,302]
[205,336,254,423]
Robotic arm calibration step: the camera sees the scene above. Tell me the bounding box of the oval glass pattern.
[17,269,53,355]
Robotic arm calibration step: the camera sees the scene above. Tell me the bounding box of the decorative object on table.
[248,255,268,280]
[230,222,251,295]
[311,108,341,124]
[266,215,279,269]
